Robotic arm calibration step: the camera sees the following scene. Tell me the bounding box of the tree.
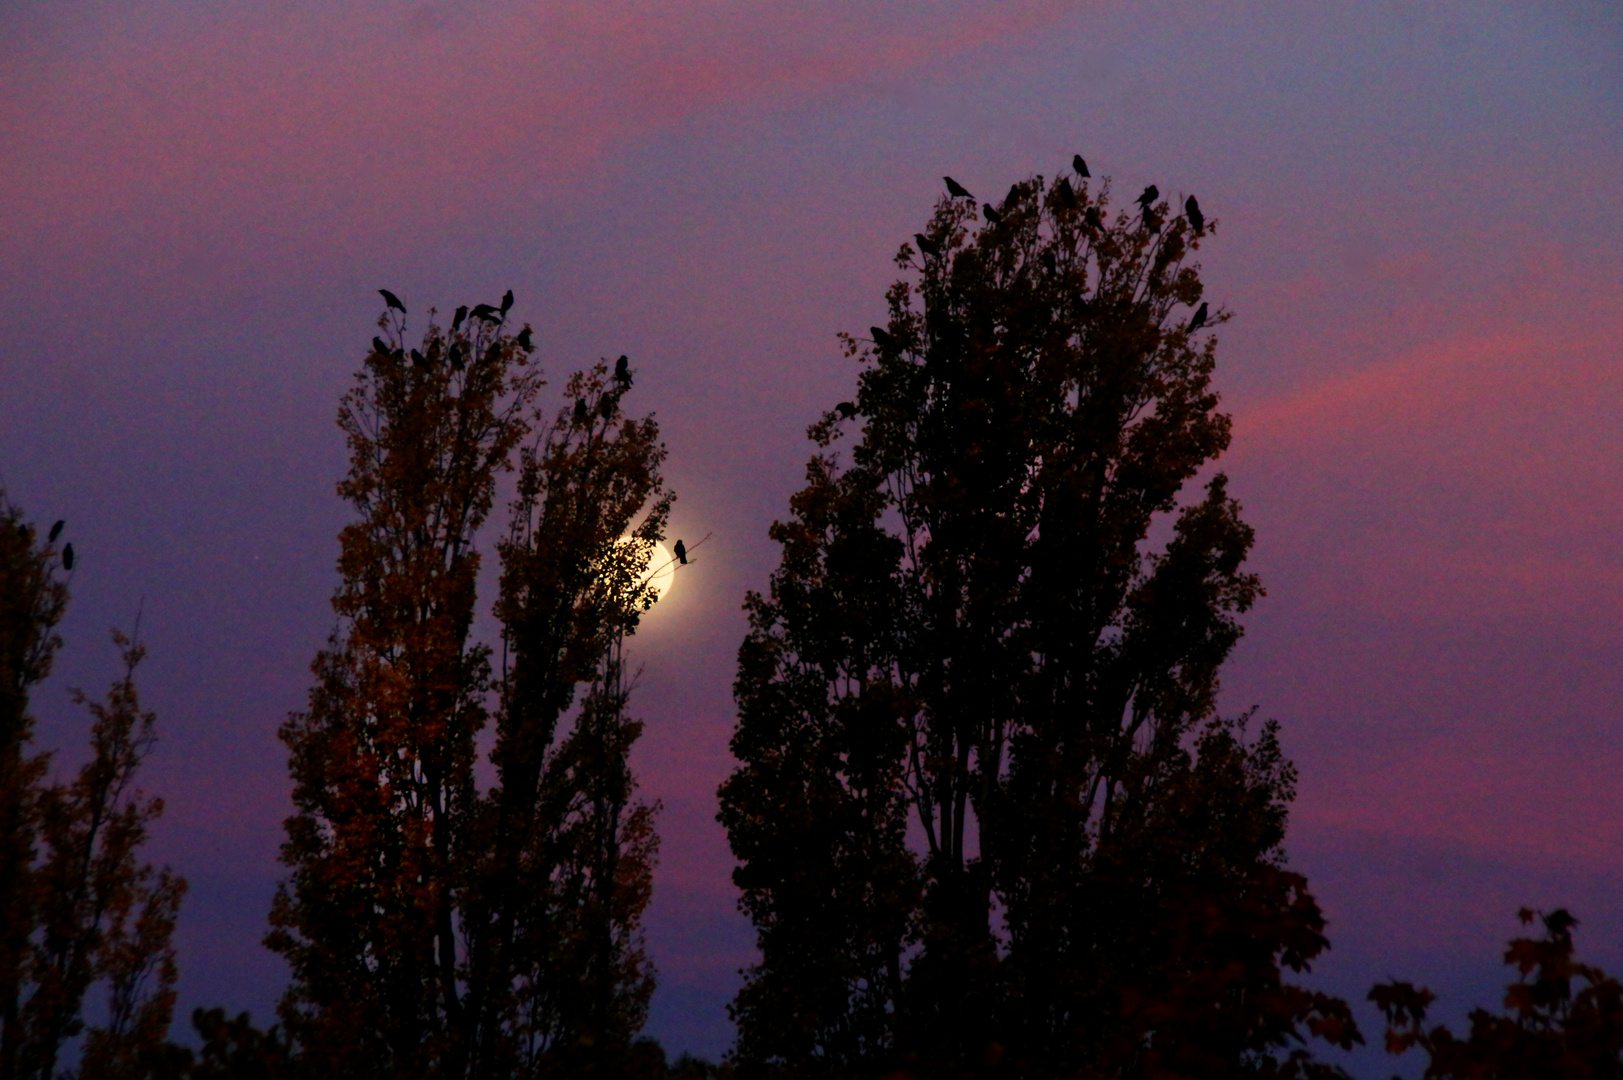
[720,169,1358,1077]
[268,301,670,1080]
[1,494,185,1080]
[1371,908,1623,1079]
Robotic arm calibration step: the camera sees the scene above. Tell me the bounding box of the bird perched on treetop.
[373,336,389,356]
[914,232,941,258]
[1073,154,1090,178]
[452,305,468,332]
[674,539,687,565]
[871,326,894,350]
[1188,301,1208,333]
[1184,195,1204,234]
[410,349,425,367]
[1137,185,1159,208]
[575,398,588,422]
[48,520,64,543]
[1085,206,1102,229]
[615,354,632,389]
[379,288,406,313]
[61,543,74,571]
[515,326,533,351]
[836,401,857,419]
[982,203,1003,226]
[944,176,973,199]
[1054,177,1078,210]
[470,304,498,323]
[500,289,514,314]
[600,394,614,419]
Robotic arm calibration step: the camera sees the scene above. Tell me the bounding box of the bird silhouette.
[410,348,425,367]
[574,398,588,422]
[470,304,498,323]
[1073,154,1090,178]
[871,326,895,350]
[1085,207,1103,229]
[1137,185,1159,208]
[1188,302,1208,333]
[379,289,406,313]
[500,289,514,314]
[600,395,614,419]
[673,539,687,565]
[1141,207,1161,232]
[914,232,941,258]
[1003,184,1022,208]
[836,401,857,419]
[452,305,468,332]
[1040,249,1056,274]
[944,176,973,199]
[1185,195,1204,233]
[982,203,1003,226]
[61,544,74,571]
[372,336,389,356]
[47,520,64,543]
[1055,177,1078,210]
[515,326,533,351]
[615,354,632,389]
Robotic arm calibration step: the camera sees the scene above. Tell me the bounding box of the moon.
[641,540,676,602]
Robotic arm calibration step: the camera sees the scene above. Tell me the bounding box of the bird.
[1137,185,1159,208]
[1185,195,1204,234]
[515,326,533,351]
[914,232,941,258]
[372,336,390,356]
[1003,184,1023,208]
[500,289,514,314]
[1084,207,1102,229]
[1188,302,1208,333]
[379,288,406,313]
[410,348,425,367]
[452,305,468,332]
[61,544,74,571]
[871,326,894,350]
[48,520,64,542]
[574,398,588,422]
[470,304,498,323]
[944,176,973,199]
[1040,249,1056,274]
[1141,207,1161,232]
[982,203,1003,226]
[1073,154,1090,178]
[673,539,687,565]
[600,394,614,419]
[615,354,632,389]
[836,401,857,419]
[1055,177,1077,210]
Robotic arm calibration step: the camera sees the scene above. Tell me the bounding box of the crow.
[1003,183,1022,208]
[673,539,687,565]
[615,354,632,388]
[1055,177,1077,210]
[600,394,614,419]
[575,398,588,422]
[1085,207,1102,229]
[500,289,514,314]
[452,305,468,332]
[1137,185,1159,209]
[48,520,64,543]
[871,326,894,350]
[410,349,425,367]
[1141,207,1161,232]
[515,326,533,351]
[944,176,973,199]
[914,232,941,258]
[62,543,74,571]
[470,304,499,323]
[836,401,857,419]
[1185,195,1204,234]
[1073,154,1090,178]
[373,336,390,356]
[1188,302,1208,333]
[379,288,406,313]
[982,203,1003,226]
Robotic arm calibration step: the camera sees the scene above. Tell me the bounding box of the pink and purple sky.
[3,0,1621,1071]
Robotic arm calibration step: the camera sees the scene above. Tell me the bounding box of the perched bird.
[410,348,425,367]
[944,176,973,199]
[1003,183,1022,208]
[1084,206,1102,229]
[574,398,588,422]
[600,394,614,419]
[1185,195,1204,234]
[1054,177,1078,210]
[871,326,894,350]
[1073,154,1090,178]
[1040,249,1056,274]
[379,288,406,313]
[673,539,687,565]
[1137,185,1159,208]
[48,520,64,543]
[982,203,1003,226]
[1188,301,1208,333]
[470,303,498,323]
[373,336,390,356]
[836,401,857,419]
[914,232,941,258]
[500,289,514,314]
[1141,207,1161,233]
[515,326,533,351]
[452,305,468,332]
[61,544,74,571]
[615,354,632,388]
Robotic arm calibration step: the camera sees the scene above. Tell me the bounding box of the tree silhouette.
[720,168,1358,1077]
[1,495,185,1080]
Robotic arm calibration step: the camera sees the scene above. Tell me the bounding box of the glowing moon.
[641,540,676,602]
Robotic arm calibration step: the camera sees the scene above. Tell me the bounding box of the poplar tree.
[721,170,1358,1077]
